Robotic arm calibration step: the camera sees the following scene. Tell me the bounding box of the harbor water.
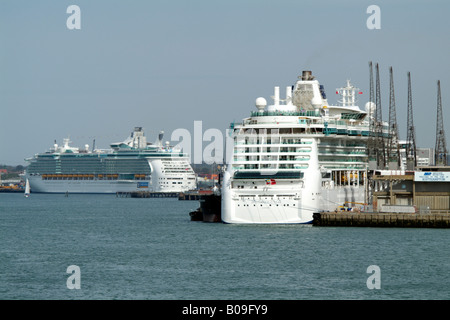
[0,193,449,300]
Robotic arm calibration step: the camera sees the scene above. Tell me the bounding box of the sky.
[1,0,449,165]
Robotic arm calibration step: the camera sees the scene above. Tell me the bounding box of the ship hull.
[26,176,191,194]
[221,169,319,224]
[221,184,366,224]
[27,176,150,194]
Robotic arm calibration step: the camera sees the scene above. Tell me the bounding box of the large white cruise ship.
[222,71,385,224]
[25,127,197,194]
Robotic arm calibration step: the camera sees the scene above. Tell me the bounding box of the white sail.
[24,179,30,197]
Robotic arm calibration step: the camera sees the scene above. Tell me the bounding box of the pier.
[178,190,213,200]
[313,211,450,228]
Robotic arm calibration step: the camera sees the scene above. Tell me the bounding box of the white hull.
[222,187,316,224]
[222,138,324,224]
[27,176,191,194]
[221,178,366,224]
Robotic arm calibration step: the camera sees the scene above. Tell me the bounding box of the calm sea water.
[0,193,449,300]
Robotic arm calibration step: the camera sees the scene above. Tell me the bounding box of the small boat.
[24,179,30,197]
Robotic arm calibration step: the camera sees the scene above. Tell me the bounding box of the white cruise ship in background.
[25,127,197,194]
[222,71,387,224]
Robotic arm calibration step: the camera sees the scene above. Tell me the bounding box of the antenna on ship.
[157,131,164,147]
[336,80,360,107]
[387,66,401,169]
[435,80,448,165]
[406,71,417,170]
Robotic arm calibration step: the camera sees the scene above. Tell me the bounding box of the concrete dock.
[313,212,450,228]
[178,190,213,200]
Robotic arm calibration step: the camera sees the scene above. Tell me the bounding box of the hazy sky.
[1,0,449,165]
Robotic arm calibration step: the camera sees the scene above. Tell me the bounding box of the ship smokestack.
[286,86,292,104]
[274,86,280,105]
[301,70,314,81]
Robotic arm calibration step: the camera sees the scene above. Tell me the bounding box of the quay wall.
[313,212,450,228]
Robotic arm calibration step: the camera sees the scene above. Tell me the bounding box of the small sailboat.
[24,179,30,197]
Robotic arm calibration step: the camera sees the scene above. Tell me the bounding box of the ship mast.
[336,80,359,107]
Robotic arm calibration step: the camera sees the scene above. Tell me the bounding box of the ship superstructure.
[25,127,197,193]
[222,71,388,223]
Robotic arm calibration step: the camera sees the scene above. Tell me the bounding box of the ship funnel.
[274,86,280,105]
[159,131,164,142]
[286,86,292,104]
[301,70,314,81]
